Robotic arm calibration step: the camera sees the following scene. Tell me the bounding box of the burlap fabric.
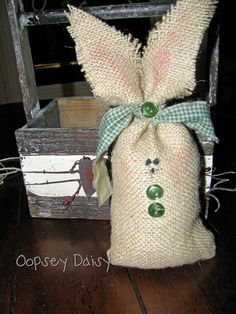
[67,0,217,268]
[109,121,215,268]
[67,0,217,107]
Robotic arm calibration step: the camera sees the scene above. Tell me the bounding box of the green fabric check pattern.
[96,101,218,161]
[96,105,137,159]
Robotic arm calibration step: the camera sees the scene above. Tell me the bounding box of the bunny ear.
[142,0,217,105]
[66,6,143,106]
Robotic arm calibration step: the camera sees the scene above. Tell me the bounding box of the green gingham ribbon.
[94,101,218,206]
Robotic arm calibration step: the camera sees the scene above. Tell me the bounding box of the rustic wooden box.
[7,0,219,219]
[15,97,112,219]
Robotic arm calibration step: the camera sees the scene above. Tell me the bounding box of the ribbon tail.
[155,101,218,142]
[93,157,112,207]
[93,104,139,206]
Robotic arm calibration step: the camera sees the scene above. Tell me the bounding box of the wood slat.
[14,206,142,313]
[37,81,93,101]
[0,176,22,313]
[20,2,174,26]
[16,128,99,155]
[58,97,106,128]
[0,1,22,105]
[27,194,110,219]
[6,0,39,121]
[16,128,213,156]
[207,14,220,107]
[131,264,215,314]
[131,222,236,313]
[25,99,60,128]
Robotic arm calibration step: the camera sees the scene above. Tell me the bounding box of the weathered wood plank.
[19,2,175,26]
[131,237,236,314]
[58,97,106,128]
[15,128,99,155]
[0,176,22,313]
[26,99,60,128]
[37,81,93,101]
[196,135,214,156]
[207,14,220,107]
[14,216,142,313]
[131,262,217,313]
[21,97,106,129]
[6,0,39,121]
[0,1,22,105]
[27,194,110,219]
[16,128,214,156]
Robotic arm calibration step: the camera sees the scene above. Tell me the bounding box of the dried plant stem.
[0,157,22,186]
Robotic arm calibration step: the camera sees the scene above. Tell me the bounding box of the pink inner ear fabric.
[66,6,143,106]
[67,1,217,106]
[142,0,217,105]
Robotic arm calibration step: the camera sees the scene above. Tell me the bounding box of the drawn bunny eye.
[153,158,160,165]
[145,159,152,166]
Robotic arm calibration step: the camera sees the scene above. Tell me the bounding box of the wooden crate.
[15,97,112,219]
[6,0,219,219]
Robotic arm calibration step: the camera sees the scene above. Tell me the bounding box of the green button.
[146,185,164,200]
[148,203,165,218]
[141,102,159,118]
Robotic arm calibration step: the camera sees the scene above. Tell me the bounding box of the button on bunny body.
[67,0,218,269]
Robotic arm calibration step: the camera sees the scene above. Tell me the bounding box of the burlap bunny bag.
[67,0,218,269]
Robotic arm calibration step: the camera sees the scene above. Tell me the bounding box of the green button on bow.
[141,102,159,118]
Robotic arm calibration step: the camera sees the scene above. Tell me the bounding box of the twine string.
[205,170,236,218]
[0,157,21,186]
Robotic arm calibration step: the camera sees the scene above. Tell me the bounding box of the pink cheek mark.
[116,150,138,174]
[167,148,188,181]
[120,156,134,173]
